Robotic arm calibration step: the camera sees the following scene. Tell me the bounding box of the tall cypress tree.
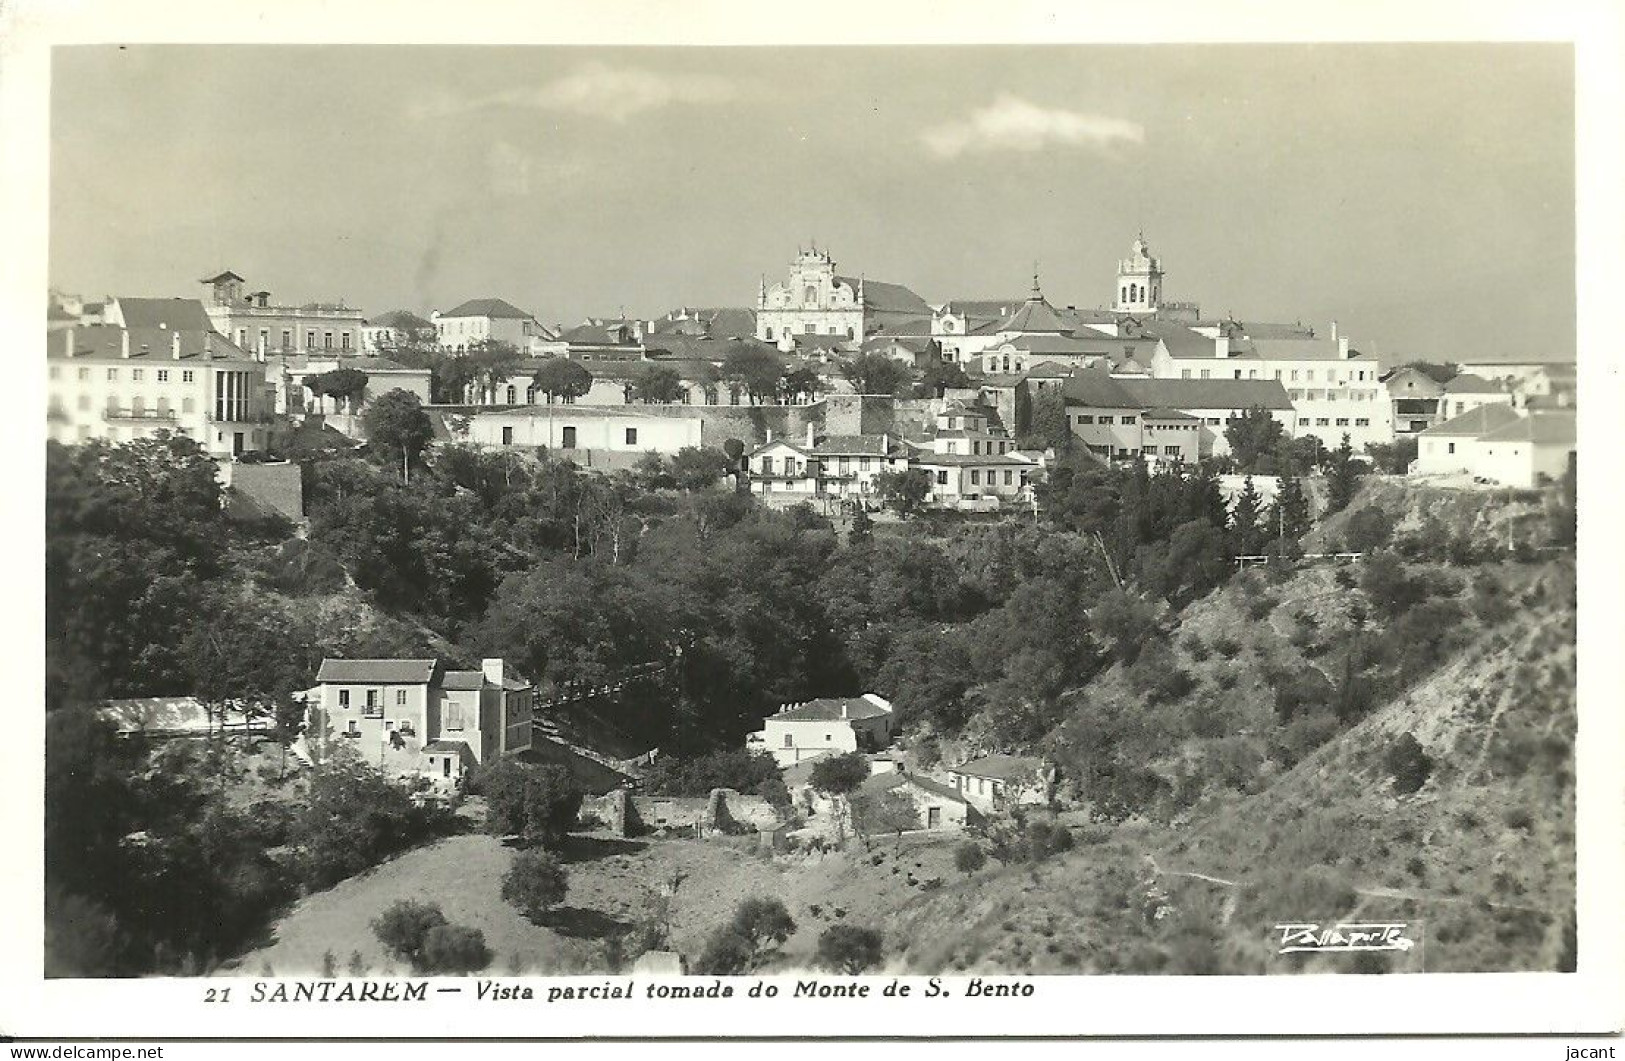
[1277,476,1312,546]
[1230,475,1263,556]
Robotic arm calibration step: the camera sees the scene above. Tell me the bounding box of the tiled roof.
[1155,327,1221,359]
[1246,337,1366,363]
[441,298,534,320]
[1442,373,1506,395]
[836,276,931,316]
[1117,377,1294,411]
[951,753,1043,781]
[1477,411,1576,446]
[939,299,1023,320]
[439,670,490,691]
[114,297,214,332]
[1059,371,1141,409]
[996,334,1113,356]
[48,325,255,362]
[560,322,641,346]
[200,270,245,283]
[913,452,1027,467]
[367,309,433,330]
[773,696,891,722]
[998,295,1074,335]
[316,658,437,684]
[815,434,897,456]
[1142,407,1200,420]
[1417,403,1523,438]
[856,770,969,805]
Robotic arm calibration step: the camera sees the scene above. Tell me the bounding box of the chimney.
[1339,335,1351,360]
[806,420,816,448]
[481,658,504,688]
[882,432,890,455]
[1215,335,1230,359]
[1330,320,1339,341]
[841,702,849,719]
[62,328,73,357]
[766,428,774,443]
[120,330,130,359]
[171,332,181,360]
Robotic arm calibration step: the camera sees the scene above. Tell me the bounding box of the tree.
[954,842,987,873]
[1229,475,1264,556]
[362,389,433,484]
[873,468,932,519]
[482,760,584,849]
[809,751,870,795]
[1365,436,1418,475]
[853,788,919,846]
[669,447,730,492]
[848,505,874,545]
[728,897,795,952]
[628,364,686,404]
[1276,476,1312,548]
[816,925,884,974]
[306,367,369,415]
[1383,733,1433,795]
[1225,406,1287,472]
[722,344,786,404]
[1326,433,1364,513]
[915,361,972,399]
[839,353,910,396]
[371,900,449,970]
[1021,387,1072,452]
[501,850,570,923]
[532,358,594,450]
[782,365,825,403]
[420,924,491,974]
[467,340,525,404]
[694,926,755,975]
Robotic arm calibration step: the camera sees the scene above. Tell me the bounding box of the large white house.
[748,694,897,768]
[1413,406,1575,488]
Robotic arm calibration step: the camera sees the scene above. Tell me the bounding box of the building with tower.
[199,270,367,358]
[1114,235,1165,314]
[756,246,930,350]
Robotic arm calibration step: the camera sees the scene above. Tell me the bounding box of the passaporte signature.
[1274,922,1417,954]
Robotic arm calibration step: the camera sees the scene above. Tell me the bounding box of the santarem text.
[238,978,1034,1004]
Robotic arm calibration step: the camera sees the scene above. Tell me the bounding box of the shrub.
[481,760,584,849]
[816,925,885,974]
[1383,734,1433,795]
[1184,634,1212,662]
[640,749,785,800]
[1344,508,1396,552]
[954,842,987,873]
[294,759,449,888]
[371,900,448,970]
[1245,595,1275,621]
[729,897,795,952]
[420,924,491,975]
[501,850,569,923]
[1212,634,1242,660]
[809,752,870,795]
[694,927,755,975]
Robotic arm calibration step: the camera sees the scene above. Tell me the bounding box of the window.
[1099,416,1113,425]
[1298,417,1311,427]
[764,327,774,340]
[131,369,144,382]
[1316,417,1330,426]
[281,329,292,350]
[1336,417,1350,427]
[1248,370,1258,379]
[1355,417,1371,427]
[49,365,60,380]
[1003,470,1014,485]
[1307,370,1317,382]
[506,385,516,404]
[396,689,408,706]
[157,369,169,382]
[859,457,871,471]
[935,470,948,485]
[561,426,577,449]
[1206,417,1220,426]
[1200,369,1211,380]
[783,733,793,748]
[339,690,351,708]
[761,457,774,475]
[1077,414,1094,425]
[184,370,196,383]
[341,332,352,350]
[1447,442,1456,454]
[106,368,118,381]
[1181,369,1191,379]
[444,700,464,731]
[323,331,334,350]
[236,329,248,347]
[625,427,638,445]
[970,470,981,485]
[803,323,815,334]
[1122,415,1136,425]
[364,689,382,718]
[1233,370,1242,379]
[77,367,89,381]
[501,426,514,445]
[971,440,981,455]
[1275,370,1283,379]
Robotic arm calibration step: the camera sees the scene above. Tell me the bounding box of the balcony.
[103,408,178,423]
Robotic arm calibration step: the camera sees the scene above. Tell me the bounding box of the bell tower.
[1114,234,1163,314]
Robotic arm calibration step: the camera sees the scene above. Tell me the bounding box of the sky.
[49,43,1575,362]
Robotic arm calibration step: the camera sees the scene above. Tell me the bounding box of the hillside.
[887,554,1575,974]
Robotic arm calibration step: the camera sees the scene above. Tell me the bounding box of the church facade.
[756,247,930,348]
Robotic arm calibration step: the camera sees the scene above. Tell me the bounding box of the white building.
[748,694,896,768]
[1439,373,1517,421]
[746,424,910,502]
[198,271,367,358]
[434,298,555,354]
[47,325,275,457]
[1413,405,1575,488]
[457,406,704,455]
[363,309,436,352]
[756,247,931,348]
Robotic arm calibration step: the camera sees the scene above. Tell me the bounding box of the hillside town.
[44,230,1580,980]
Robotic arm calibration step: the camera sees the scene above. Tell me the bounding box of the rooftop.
[1418,403,1524,438]
[113,297,215,333]
[316,658,437,685]
[950,753,1043,781]
[1117,377,1295,411]
[1477,410,1576,446]
[440,298,534,320]
[773,695,892,723]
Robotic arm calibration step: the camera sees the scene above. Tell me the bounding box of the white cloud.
[415,63,734,123]
[921,94,1144,158]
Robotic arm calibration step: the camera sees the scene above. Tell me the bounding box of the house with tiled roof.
[853,769,973,833]
[1439,373,1515,421]
[1412,405,1573,487]
[433,298,554,354]
[756,246,929,350]
[363,309,436,351]
[46,324,275,456]
[749,693,896,767]
[1383,365,1450,435]
[310,657,532,788]
[196,272,368,359]
[946,754,1055,813]
[746,422,910,502]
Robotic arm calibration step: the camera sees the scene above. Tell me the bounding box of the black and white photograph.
[3,0,1621,1046]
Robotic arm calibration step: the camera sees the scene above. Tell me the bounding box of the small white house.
[947,754,1054,813]
[750,693,896,767]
